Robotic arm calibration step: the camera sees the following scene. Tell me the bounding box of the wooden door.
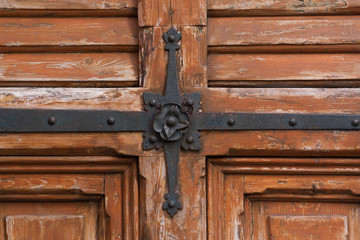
[0,0,360,239]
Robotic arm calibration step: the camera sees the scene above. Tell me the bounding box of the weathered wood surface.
[121,162,139,240]
[0,156,134,173]
[0,18,137,48]
[209,16,360,46]
[253,201,357,239]
[0,53,138,87]
[198,88,360,156]
[0,174,104,194]
[209,0,360,16]
[138,0,206,26]
[6,215,85,240]
[208,161,360,239]
[0,0,137,17]
[141,27,207,89]
[0,88,143,110]
[208,54,360,87]
[211,157,360,174]
[105,174,123,240]
[139,156,206,239]
[0,88,359,156]
[0,0,137,9]
[2,202,99,240]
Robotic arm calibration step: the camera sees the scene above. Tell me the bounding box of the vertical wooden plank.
[138,0,171,27]
[170,0,206,26]
[122,162,139,240]
[224,175,245,240]
[180,26,208,87]
[138,0,206,27]
[139,27,167,90]
[207,162,224,240]
[139,156,206,239]
[140,26,208,90]
[105,174,123,240]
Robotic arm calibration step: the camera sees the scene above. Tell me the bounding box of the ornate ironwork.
[142,28,201,216]
[0,27,359,217]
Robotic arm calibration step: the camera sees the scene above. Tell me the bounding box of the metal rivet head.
[149,135,157,143]
[48,116,56,125]
[107,117,115,125]
[186,136,194,144]
[149,99,157,107]
[227,119,235,126]
[168,34,175,42]
[186,99,193,106]
[169,200,176,208]
[166,116,177,127]
[289,118,297,126]
[352,119,359,127]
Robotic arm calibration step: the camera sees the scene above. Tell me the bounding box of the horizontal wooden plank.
[0,156,135,173]
[208,44,360,54]
[0,53,138,87]
[197,87,360,113]
[0,1,137,17]
[208,16,360,47]
[197,87,360,157]
[0,0,137,9]
[208,54,360,87]
[244,175,360,194]
[210,157,360,174]
[208,0,360,16]
[0,18,138,48]
[0,174,104,194]
[0,88,143,110]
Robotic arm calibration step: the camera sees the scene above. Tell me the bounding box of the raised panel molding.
[0,157,138,239]
[207,158,360,239]
[6,215,85,240]
[268,215,348,240]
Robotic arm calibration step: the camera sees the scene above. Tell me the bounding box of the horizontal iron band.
[0,109,150,133]
[196,112,360,131]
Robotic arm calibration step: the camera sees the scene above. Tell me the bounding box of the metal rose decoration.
[142,27,201,217]
[153,104,190,141]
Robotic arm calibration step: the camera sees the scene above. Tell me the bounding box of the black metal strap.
[196,112,360,130]
[0,109,149,132]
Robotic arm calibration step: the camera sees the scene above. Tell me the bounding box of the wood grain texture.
[122,162,139,240]
[208,54,360,87]
[0,53,138,87]
[180,26,207,87]
[208,0,360,16]
[0,88,143,110]
[253,201,359,239]
[198,87,360,114]
[268,215,348,240]
[1,202,99,240]
[140,26,208,89]
[1,88,360,156]
[0,0,137,9]
[209,16,360,46]
[105,174,123,240]
[0,18,138,48]
[0,174,104,194]
[139,156,206,239]
[6,215,85,240]
[140,27,167,89]
[138,0,206,26]
[0,156,134,173]
[211,157,360,174]
[207,161,360,239]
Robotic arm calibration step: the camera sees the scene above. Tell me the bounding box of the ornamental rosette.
[153,104,190,141]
